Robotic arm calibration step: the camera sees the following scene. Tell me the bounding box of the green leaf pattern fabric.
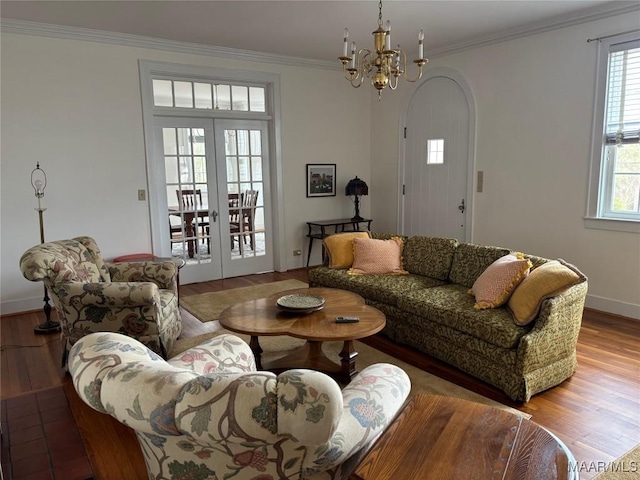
[309,234,588,402]
[19,236,182,366]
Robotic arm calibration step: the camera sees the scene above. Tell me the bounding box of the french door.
[153,117,272,283]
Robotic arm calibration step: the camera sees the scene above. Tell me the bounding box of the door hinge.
[402,184,406,195]
[404,127,407,139]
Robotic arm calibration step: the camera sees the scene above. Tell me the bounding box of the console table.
[306,218,372,267]
[351,394,576,480]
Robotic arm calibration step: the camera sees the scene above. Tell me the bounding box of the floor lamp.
[31,163,61,334]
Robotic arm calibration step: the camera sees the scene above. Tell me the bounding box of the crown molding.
[427,2,640,58]
[0,18,341,71]
[2,2,638,67]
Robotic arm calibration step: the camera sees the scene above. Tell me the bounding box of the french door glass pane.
[226,128,265,259]
[163,126,211,265]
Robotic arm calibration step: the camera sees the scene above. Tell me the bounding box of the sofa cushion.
[469,253,532,309]
[323,232,371,268]
[349,237,408,275]
[308,267,444,307]
[398,284,531,349]
[508,259,587,326]
[448,243,511,288]
[403,236,458,281]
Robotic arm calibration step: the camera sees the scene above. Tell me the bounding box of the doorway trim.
[398,67,477,242]
[138,60,286,273]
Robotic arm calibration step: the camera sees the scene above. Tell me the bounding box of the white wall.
[0,32,371,313]
[370,12,640,319]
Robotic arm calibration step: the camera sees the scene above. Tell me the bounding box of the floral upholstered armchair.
[69,332,411,480]
[20,236,182,366]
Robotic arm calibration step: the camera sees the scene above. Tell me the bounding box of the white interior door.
[153,118,274,282]
[403,76,470,241]
[215,119,273,277]
[154,117,222,284]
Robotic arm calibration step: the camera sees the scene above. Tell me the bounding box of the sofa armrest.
[303,363,411,474]
[516,281,588,373]
[107,261,178,293]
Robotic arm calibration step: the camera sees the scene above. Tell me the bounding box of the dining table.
[168,205,210,258]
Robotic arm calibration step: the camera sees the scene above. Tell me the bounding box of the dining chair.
[228,193,242,250]
[229,190,259,252]
[241,189,259,250]
[176,189,210,254]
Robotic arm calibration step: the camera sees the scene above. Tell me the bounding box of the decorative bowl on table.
[276,294,325,314]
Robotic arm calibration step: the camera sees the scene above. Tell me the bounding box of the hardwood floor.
[1,269,638,480]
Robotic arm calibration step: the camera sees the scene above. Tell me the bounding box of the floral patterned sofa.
[69,331,411,480]
[20,236,182,365]
[308,233,588,402]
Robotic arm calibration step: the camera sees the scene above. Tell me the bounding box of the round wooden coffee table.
[219,287,386,383]
[352,394,577,480]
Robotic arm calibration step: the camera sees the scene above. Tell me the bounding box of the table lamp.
[345,176,369,222]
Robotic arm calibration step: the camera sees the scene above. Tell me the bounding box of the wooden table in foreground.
[218,287,385,383]
[351,394,577,480]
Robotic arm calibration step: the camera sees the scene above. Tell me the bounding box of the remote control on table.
[335,316,360,323]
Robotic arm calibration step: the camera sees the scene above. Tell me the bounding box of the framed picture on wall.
[306,164,337,197]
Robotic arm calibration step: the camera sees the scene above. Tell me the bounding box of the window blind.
[605,40,640,145]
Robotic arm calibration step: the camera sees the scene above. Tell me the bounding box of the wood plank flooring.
[1,269,638,480]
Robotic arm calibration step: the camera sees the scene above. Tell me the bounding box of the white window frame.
[586,32,640,233]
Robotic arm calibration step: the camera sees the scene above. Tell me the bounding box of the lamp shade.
[345,176,369,196]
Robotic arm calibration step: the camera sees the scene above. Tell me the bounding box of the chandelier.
[338,0,428,98]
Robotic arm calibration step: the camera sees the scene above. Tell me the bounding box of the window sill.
[584,216,640,233]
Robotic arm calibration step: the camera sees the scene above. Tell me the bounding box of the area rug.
[593,444,640,479]
[180,279,308,322]
[171,330,530,419]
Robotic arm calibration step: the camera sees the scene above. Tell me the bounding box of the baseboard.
[1,297,44,316]
[585,294,640,321]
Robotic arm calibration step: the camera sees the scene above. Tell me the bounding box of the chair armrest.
[55,281,161,308]
[167,333,257,373]
[69,332,166,414]
[303,363,411,474]
[107,260,178,293]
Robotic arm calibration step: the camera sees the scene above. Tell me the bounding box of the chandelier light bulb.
[418,29,424,59]
[343,28,349,57]
[384,20,391,50]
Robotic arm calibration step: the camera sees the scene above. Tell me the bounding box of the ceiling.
[1,1,637,62]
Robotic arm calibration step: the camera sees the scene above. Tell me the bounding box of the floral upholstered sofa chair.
[20,236,182,365]
[70,332,411,480]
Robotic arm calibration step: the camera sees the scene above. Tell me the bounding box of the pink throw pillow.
[469,253,532,309]
[348,237,408,275]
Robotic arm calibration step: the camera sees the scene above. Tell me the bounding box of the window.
[427,138,444,165]
[587,33,640,231]
[151,79,266,112]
